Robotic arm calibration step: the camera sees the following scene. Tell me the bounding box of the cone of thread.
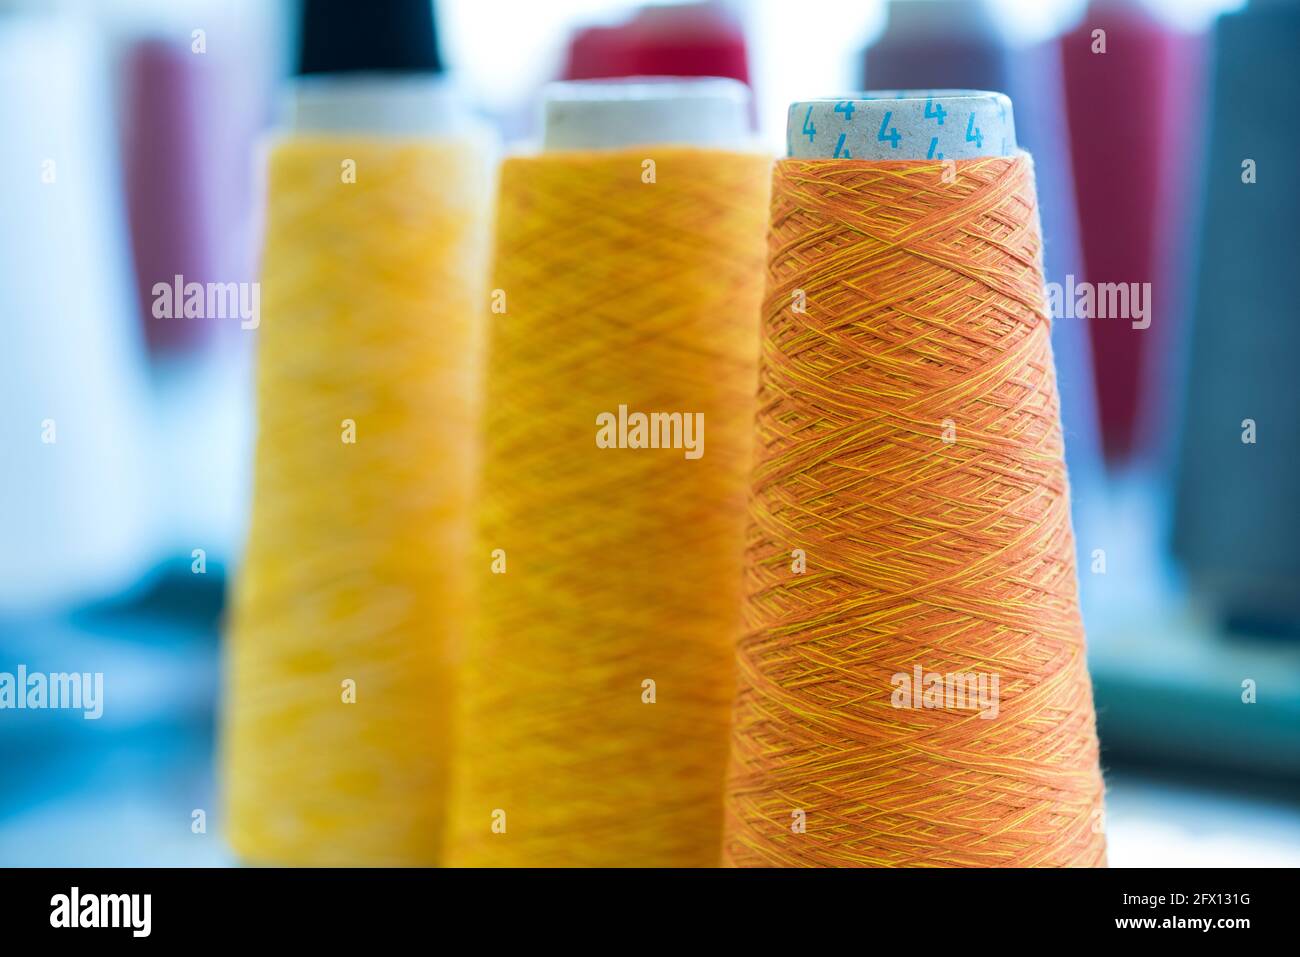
[447,147,770,866]
[223,137,489,865]
[724,154,1107,867]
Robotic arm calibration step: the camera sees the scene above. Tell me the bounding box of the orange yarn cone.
[725,96,1106,867]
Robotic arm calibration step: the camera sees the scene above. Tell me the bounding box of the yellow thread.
[446,147,771,867]
[223,137,490,866]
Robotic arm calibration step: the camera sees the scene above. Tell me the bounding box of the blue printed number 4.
[965,112,983,149]
[925,97,946,125]
[877,111,900,148]
[803,106,816,142]
[834,101,856,122]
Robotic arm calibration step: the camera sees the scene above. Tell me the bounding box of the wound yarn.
[724,154,1107,867]
[223,137,490,865]
[446,147,770,867]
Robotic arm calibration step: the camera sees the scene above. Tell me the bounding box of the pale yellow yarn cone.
[223,136,489,865]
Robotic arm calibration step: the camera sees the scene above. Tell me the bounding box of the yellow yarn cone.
[223,135,490,865]
[447,146,771,866]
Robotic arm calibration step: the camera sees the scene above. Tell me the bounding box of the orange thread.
[724,155,1107,867]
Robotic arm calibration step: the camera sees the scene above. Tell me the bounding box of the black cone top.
[297,0,442,75]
